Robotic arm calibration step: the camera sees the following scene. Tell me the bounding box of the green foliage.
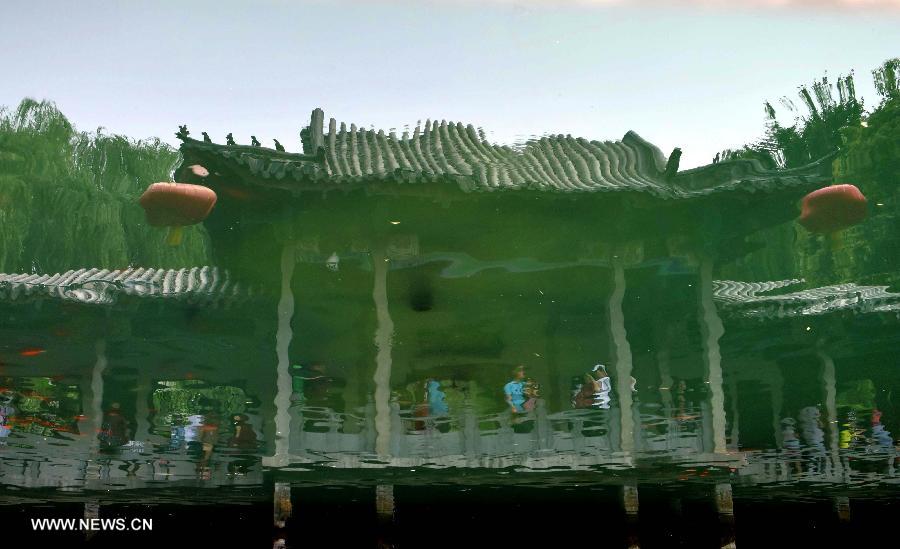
[837,379,877,411]
[1,376,82,437]
[152,380,248,426]
[748,74,864,169]
[0,98,212,273]
[872,58,900,104]
[834,97,900,186]
[721,59,900,288]
[806,59,900,287]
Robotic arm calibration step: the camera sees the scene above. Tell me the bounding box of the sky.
[1,0,897,168]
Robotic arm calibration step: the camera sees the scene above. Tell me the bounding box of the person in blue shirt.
[426,379,449,416]
[504,365,527,413]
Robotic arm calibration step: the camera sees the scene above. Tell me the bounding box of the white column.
[609,260,635,456]
[817,342,842,478]
[266,242,296,467]
[88,339,107,455]
[81,339,108,484]
[699,257,727,454]
[372,248,394,458]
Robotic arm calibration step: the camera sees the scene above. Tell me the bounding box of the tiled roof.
[0,267,250,306]
[713,279,900,318]
[176,109,833,198]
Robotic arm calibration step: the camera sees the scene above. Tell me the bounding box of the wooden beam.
[715,483,737,549]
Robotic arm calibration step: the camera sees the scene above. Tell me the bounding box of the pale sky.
[1,0,897,168]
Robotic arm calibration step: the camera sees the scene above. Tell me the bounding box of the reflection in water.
[98,402,130,450]
[230,413,258,449]
[699,257,727,455]
[0,377,81,439]
[0,391,11,440]
[372,247,395,458]
[799,406,826,461]
[271,241,296,467]
[0,290,897,489]
[572,364,612,410]
[609,259,635,455]
[0,90,898,545]
[426,379,448,417]
[504,365,527,414]
[869,410,893,452]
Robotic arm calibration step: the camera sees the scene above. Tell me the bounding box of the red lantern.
[798,184,867,234]
[187,164,209,178]
[139,182,217,246]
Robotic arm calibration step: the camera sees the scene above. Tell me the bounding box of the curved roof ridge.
[175,108,833,198]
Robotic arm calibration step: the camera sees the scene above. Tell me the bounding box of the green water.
[0,80,898,546]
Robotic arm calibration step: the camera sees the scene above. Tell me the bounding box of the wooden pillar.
[376,484,397,549]
[623,483,640,549]
[273,481,292,549]
[715,483,737,549]
[372,248,394,458]
[609,260,635,455]
[834,495,850,523]
[84,501,99,542]
[698,257,727,454]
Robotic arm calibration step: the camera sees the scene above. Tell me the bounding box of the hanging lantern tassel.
[798,184,867,250]
[827,231,843,252]
[139,181,217,247]
[166,226,185,246]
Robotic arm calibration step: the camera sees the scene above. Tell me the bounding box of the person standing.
[504,366,527,413]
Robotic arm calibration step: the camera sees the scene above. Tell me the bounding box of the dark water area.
[1,87,899,547]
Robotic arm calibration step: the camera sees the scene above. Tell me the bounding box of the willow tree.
[824,59,900,287]
[0,99,212,273]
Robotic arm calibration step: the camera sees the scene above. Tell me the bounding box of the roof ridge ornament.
[301,107,325,155]
[665,147,682,181]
